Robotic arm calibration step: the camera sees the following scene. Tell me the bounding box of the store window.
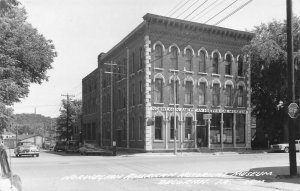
[225,54,232,75]
[170,81,179,104]
[210,114,221,144]
[155,44,163,68]
[236,114,245,143]
[170,116,179,140]
[155,116,163,140]
[123,119,126,140]
[223,114,233,144]
[225,85,232,106]
[185,81,193,104]
[199,82,206,105]
[212,52,219,74]
[186,49,193,71]
[91,123,96,140]
[199,50,206,73]
[130,117,134,140]
[212,83,220,106]
[154,79,163,103]
[170,47,178,70]
[139,116,143,140]
[185,117,192,140]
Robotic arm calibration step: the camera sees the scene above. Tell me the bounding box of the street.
[8,150,300,191]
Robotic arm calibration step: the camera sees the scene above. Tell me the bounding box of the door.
[116,130,122,147]
[197,126,208,147]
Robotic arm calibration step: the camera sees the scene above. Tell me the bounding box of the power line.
[165,0,185,17]
[204,0,240,24]
[176,0,200,19]
[191,0,222,21]
[183,0,209,20]
[169,0,192,17]
[214,0,254,26]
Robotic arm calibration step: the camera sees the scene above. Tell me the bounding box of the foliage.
[56,99,82,140]
[6,113,56,137]
[242,17,300,141]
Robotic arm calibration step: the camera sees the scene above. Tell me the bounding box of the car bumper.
[15,151,39,155]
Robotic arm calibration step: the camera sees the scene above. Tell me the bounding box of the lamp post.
[173,70,177,155]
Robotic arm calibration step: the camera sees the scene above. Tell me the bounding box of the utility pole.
[286,0,297,177]
[61,93,75,141]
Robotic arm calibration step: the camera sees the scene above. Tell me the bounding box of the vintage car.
[53,141,66,152]
[79,144,108,155]
[65,140,80,153]
[14,142,40,157]
[270,140,300,152]
[0,146,22,191]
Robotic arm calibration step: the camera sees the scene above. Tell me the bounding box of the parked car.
[53,141,66,152]
[0,146,22,191]
[65,140,80,153]
[14,142,40,157]
[270,140,300,153]
[79,144,107,155]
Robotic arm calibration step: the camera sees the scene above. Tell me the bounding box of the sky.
[12,0,300,118]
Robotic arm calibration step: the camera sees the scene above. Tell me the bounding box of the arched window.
[155,115,163,140]
[225,84,232,106]
[199,50,206,73]
[185,81,193,104]
[170,47,178,70]
[154,78,163,103]
[185,116,192,140]
[170,80,179,104]
[199,82,206,105]
[237,85,244,107]
[186,49,193,71]
[155,44,163,68]
[212,83,220,106]
[212,52,219,74]
[238,55,244,76]
[225,54,232,75]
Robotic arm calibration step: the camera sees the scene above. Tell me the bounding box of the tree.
[56,99,82,141]
[242,17,300,143]
[0,0,57,131]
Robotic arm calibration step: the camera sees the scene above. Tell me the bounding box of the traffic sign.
[288,103,299,118]
[203,114,212,120]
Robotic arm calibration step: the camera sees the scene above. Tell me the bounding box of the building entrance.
[196,112,208,147]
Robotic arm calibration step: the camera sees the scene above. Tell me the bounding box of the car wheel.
[16,154,19,157]
[36,154,39,157]
[284,147,289,153]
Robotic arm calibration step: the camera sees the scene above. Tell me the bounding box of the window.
[87,123,91,140]
[223,114,233,144]
[238,56,244,76]
[139,47,144,69]
[237,86,244,107]
[199,50,206,73]
[131,52,135,73]
[139,80,143,104]
[170,47,178,70]
[212,52,219,74]
[155,116,163,140]
[199,82,206,105]
[123,119,126,140]
[130,117,134,140]
[236,114,245,143]
[210,113,221,144]
[105,122,110,139]
[131,84,135,106]
[170,81,179,104]
[225,85,232,106]
[91,123,96,140]
[212,83,220,106]
[154,79,163,103]
[118,89,121,109]
[185,117,192,140]
[123,58,126,76]
[186,49,193,71]
[155,44,163,68]
[185,81,193,104]
[139,116,143,140]
[225,54,232,75]
[123,88,126,108]
[170,116,178,139]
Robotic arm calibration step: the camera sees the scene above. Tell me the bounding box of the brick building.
[83,13,254,151]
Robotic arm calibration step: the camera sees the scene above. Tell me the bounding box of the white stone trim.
[211,78,222,88]
[211,49,222,60]
[198,77,209,87]
[169,75,181,85]
[183,76,195,85]
[224,51,234,62]
[236,81,246,88]
[152,41,165,52]
[224,79,234,87]
[183,45,195,56]
[184,112,194,119]
[168,43,180,54]
[198,47,209,58]
[153,73,166,83]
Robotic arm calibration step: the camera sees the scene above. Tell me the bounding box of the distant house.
[0,131,16,148]
[2,134,44,149]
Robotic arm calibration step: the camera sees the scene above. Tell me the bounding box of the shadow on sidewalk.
[227,166,300,184]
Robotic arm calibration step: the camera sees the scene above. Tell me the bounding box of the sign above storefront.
[151,106,248,114]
